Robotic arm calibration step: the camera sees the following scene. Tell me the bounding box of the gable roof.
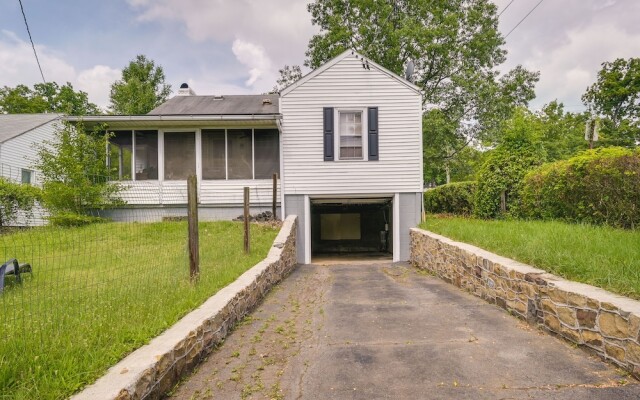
[148,94,279,115]
[0,114,61,143]
[280,50,422,96]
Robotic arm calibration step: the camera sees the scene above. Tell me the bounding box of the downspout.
[276,116,285,220]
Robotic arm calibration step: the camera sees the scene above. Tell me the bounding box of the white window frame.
[107,129,160,182]
[21,168,33,185]
[334,108,368,161]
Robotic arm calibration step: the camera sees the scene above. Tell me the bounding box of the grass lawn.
[421,216,640,300]
[0,220,279,400]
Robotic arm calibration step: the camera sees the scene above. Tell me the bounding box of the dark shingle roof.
[0,114,61,143]
[148,95,279,115]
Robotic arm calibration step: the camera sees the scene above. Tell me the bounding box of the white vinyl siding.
[118,179,279,206]
[280,54,422,195]
[0,119,59,225]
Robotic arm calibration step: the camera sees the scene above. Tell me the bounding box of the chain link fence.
[0,164,281,399]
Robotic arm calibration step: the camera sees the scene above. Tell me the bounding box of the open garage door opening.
[310,197,393,261]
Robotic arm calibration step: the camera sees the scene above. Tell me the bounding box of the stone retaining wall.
[73,216,298,400]
[410,227,640,376]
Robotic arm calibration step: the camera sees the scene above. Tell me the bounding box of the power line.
[18,0,46,84]
[504,0,545,39]
[498,0,517,17]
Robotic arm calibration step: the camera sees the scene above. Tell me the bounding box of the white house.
[0,113,61,185]
[0,113,61,225]
[70,51,423,262]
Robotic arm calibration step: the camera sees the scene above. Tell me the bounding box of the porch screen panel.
[108,131,133,180]
[134,130,158,180]
[254,129,279,179]
[202,129,226,180]
[164,132,196,180]
[227,129,253,179]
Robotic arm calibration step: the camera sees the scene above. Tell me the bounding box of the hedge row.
[518,147,640,229]
[424,181,477,215]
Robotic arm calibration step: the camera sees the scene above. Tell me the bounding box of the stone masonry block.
[576,309,597,329]
[600,312,631,339]
[557,306,577,327]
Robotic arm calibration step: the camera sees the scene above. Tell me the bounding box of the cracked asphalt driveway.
[169,262,640,399]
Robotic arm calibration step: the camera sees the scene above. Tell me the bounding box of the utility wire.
[504,0,544,39]
[18,0,46,84]
[498,0,517,17]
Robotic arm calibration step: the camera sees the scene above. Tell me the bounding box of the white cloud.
[494,0,640,110]
[76,65,121,110]
[231,39,273,87]
[0,30,119,110]
[127,0,316,94]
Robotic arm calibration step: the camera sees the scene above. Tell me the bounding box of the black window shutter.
[323,107,334,161]
[368,107,379,161]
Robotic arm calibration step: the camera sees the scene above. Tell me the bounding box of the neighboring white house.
[69,51,423,262]
[0,113,61,225]
[0,113,61,185]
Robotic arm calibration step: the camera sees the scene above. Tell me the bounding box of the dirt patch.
[168,266,330,399]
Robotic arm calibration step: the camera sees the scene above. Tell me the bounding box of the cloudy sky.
[0,0,638,111]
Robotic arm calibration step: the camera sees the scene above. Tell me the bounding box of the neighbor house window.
[254,129,279,179]
[164,132,196,180]
[202,129,226,179]
[227,129,253,179]
[108,131,133,180]
[338,111,363,159]
[21,169,33,185]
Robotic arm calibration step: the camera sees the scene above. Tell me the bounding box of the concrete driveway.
[170,262,640,399]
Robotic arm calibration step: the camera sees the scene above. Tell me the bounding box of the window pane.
[227,129,253,179]
[254,129,279,179]
[135,130,158,180]
[108,131,132,180]
[202,129,226,180]
[339,111,363,160]
[21,169,32,184]
[164,132,195,180]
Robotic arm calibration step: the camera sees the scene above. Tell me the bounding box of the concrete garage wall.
[72,216,298,400]
[285,195,306,264]
[411,228,640,376]
[398,193,421,261]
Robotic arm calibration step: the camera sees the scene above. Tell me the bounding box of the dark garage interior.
[310,198,393,259]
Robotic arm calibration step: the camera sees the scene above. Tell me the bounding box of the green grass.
[0,221,279,400]
[421,216,640,299]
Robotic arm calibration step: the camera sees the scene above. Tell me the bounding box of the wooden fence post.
[500,190,507,214]
[244,186,250,253]
[272,173,278,220]
[187,175,199,281]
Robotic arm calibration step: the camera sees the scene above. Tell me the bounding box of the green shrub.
[0,178,41,226]
[519,147,640,229]
[424,181,477,215]
[48,212,107,227]
[474,135,545,219]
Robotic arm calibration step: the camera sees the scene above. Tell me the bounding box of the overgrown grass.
[0,221,279,399]
[421,216,640,299]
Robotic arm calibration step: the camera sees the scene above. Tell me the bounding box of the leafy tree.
[109,55,172,114]
[474,109,546,219]
[33,122,123,223]
[0,82,99,115]
[305,0,538,182]
[536,101,588,161]
[582,57,640,146]
[0,179,41,227]
[271,65,303,93]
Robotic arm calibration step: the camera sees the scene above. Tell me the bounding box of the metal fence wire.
[0,164,280,399]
